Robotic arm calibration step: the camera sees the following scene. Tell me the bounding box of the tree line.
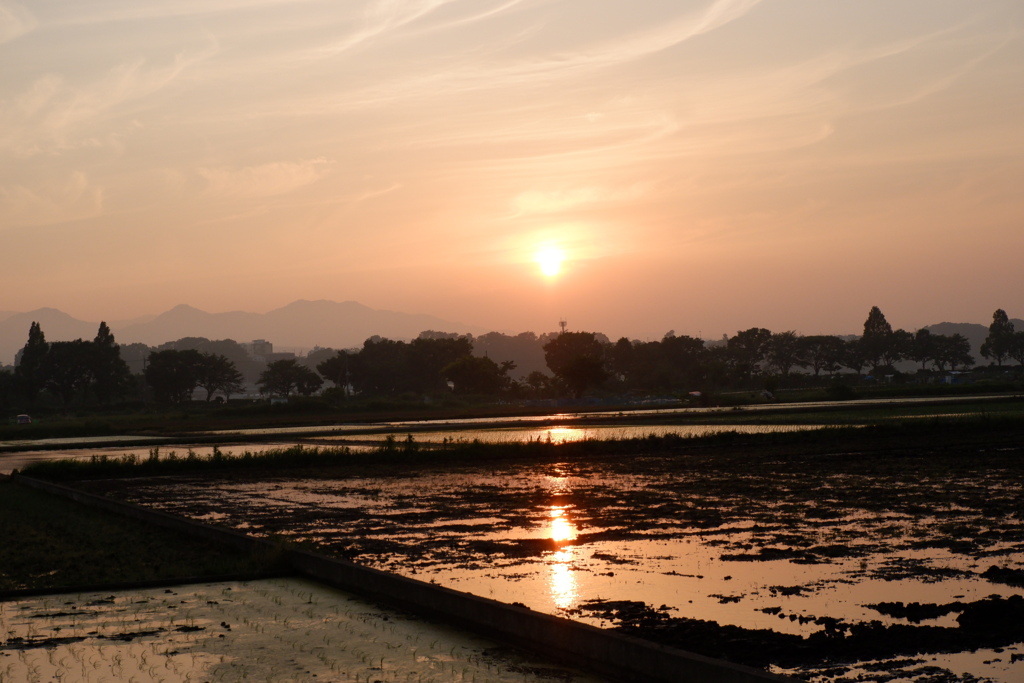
[2,307,1021,412]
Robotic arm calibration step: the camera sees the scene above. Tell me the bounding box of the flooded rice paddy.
[74,440,1024,683]
[0,577,600,683]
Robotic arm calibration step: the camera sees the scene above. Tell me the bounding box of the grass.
[0,480,285,593]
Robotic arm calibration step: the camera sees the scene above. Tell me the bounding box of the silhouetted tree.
[860,307,894,371]
[1007,332,1024,367]
[881,329,912,369]
[350,338,410,396]
[409,335,474,394]
[197,354,245,401]
[727,328,772,382]
[766,331,805,378]
[843,338,869,375]
[934,333,974,372]
[90,322,132,404]
[41,340,93,409]
[442,356,515,395]
[700,345,732,394]
[316,350,355,392]
[543,331,608,398]
[661,334,707,389]
[522,370,555,399]
[0,369,15,413]
[144,349,206,403]
[981,309,1015,366]
[200,339,260,383]
[914,330,973,372]
[258,359,323,398]
[15,322,48,406]
[609,337,634,384]
[799,335,846,376]
[618,340,668,392]
[911,329,936,370]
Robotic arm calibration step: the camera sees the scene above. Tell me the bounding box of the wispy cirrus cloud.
[331,0,764,103]
[0,172,104,229]
[199,158,333,199]
[0,41,217,157]
[510,183,648,217]
[39,0,318,27]
[312,0,465,57]
[0,1,35,44]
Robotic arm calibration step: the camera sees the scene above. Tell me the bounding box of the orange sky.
[2,0,1023,340]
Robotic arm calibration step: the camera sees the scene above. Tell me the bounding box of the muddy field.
[0,577,601,683]
[76,435,1024,682]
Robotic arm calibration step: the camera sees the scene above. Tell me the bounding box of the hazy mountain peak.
[159,304,211,317]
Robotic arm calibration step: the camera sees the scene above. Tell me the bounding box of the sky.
[2,0,1023,341]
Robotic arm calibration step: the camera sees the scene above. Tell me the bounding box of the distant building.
[241,339,274,360]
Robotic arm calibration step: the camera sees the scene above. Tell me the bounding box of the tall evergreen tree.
[15,322,49,406]
[860,306,894,370]
[981,309,1015,366]
[90,322,132,404]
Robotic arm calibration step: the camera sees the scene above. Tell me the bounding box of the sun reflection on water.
[538,427,590,443]
[549,549,578,610]
[549,506,577,542]
[547,505,580,610]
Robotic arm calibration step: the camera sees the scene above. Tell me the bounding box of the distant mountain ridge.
[0,300,486,365]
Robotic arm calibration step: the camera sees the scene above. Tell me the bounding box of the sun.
[535,246,565,278]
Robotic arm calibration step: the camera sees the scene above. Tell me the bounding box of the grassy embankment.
[0,480,285,593]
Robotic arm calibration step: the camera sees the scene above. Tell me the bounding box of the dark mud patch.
[2,625,188,650]
[982,565,1024,588]
[577,595,1024,680]
[865,601,965,624]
